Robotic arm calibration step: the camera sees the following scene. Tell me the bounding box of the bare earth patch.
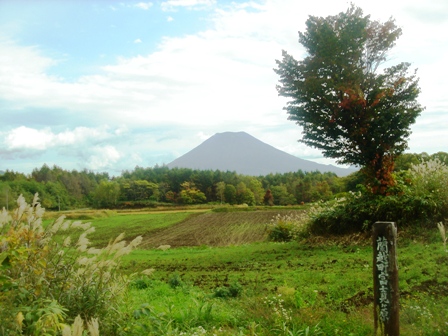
[139,210,303,248]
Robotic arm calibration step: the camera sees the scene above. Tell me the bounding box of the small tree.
[275,5,423,194]
[263,189,274,206]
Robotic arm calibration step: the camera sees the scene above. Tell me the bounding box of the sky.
[0,0,447,177]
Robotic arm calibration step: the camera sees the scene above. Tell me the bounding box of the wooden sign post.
[373,221,399,335]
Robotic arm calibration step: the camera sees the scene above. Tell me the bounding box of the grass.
[122,233,447,334]
[45,210,200,247]
[138,211,282,248]
[87,211,198,247]
[44,207,289,248]
[45,209,448,335]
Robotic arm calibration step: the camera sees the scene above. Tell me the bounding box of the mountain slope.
[167,132,355,176]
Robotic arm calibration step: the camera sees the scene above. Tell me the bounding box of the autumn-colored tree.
[165,190,177,203]
[178,181,206,204]
[275,5,423,194]
[263,189,274,206]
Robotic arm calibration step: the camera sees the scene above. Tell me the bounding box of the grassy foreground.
[52,209,448,335]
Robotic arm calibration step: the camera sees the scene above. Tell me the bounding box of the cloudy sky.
[1,0,447,176]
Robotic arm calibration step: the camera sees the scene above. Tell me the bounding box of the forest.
[1,151,446,210]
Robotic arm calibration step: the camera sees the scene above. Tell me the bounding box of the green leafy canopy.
[275,5,424,192]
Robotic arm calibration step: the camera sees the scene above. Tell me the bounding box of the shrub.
[0,194,145,335]
[308,159,448,235]
[168,272,185,289]
[130,278,152,290]
[228,281,243,298]
[213,281,243,298]
[409,158,448,220]
[266,212,309,242]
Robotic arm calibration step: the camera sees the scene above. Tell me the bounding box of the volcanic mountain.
[167,132,355,177]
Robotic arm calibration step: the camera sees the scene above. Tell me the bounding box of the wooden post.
[373,221,399,335]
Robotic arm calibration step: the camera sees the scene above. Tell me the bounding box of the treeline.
[1,152,446,210]
[0,165,342,210]
[0,166,109,210]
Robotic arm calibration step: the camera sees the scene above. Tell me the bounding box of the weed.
[293,289,318,309]
[213,281,243,298]
[294,324,324,336]
[267,212,309,242]
[0,194,146,335]
[264,294,292,325]
[169,272,186,289]
[130,277,152,290]
[61,315,99,336]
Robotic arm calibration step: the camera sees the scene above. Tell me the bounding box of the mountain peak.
[167,132,355,176]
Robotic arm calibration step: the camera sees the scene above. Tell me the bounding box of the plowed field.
[139,210,302,248]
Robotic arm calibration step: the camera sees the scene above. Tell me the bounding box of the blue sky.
[1,0,447,176]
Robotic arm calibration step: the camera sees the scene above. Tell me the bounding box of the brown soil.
[139,210,302,248]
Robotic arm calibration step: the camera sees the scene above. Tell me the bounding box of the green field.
[49,209,448,335]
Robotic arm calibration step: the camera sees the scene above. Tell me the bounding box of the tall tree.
[263,189,274,206]
[216,181,226,204]
[224,184,237,205]
[275,5,423,194]
[92,180,120,208]
[246,178,265,205]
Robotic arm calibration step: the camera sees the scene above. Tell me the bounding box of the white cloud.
[161,0,215,11]
[85,146,121,170]
[167,16,174,22]
[4,1,443,132]
[134,38,142,43]
[3,126,120,151]
[0,38,63,106]
[134,2,153,10]
[5,127,54,151]
[0,125,128,173]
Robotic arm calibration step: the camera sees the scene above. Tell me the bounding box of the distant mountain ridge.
[167,132,356,177]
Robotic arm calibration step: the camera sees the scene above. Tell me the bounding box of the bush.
[267,212,309,242]
[307,191,384,234]
[0,194,146,335]
[308,159,448,235]
[409,158,448,220]
[168,272,185,289]
[130,277,152,290]
[213,281,243,298]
